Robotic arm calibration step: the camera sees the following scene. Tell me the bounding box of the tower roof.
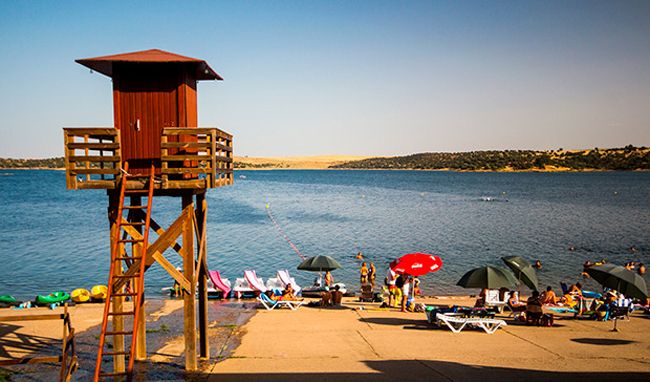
[75,48,223,80]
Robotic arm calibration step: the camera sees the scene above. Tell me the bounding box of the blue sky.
[1,0,649,158]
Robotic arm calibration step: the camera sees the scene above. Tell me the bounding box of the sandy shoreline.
[1,295,649,381]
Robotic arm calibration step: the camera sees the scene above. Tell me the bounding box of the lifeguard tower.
[63,49,233,380]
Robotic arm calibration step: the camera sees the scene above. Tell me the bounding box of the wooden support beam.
[196,192,209,359]
[112,206,192,292]
[182,194,197,371]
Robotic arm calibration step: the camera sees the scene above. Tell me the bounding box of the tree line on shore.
[330,146,650,171]
[2,146,648,171]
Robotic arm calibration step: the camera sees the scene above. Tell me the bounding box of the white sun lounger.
[277,269,302,296]
[435,313,507,334]
[257,293,304,311]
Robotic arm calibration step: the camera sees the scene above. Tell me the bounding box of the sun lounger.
[244,270,267,293]
[277,269,302,296]
[257,293,304,311]
[435,313,507,334]
[208,270,232,298]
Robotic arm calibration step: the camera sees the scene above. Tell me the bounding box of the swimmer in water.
[534,260,542,269]
[356,251,363,260]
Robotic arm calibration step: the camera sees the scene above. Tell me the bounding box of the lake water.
[1,169,648,300]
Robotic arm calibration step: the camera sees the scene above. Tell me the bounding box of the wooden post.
[131,196,147,361]
[196,192,209,359]
[108,192,126,375]
[182,193,197,370]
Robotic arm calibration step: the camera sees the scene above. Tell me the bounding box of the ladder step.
[111,292,138,297]
[123,205,147,210]
[117,239,143,243]
[103,351,129,356]
[104,330,133,336]
[108,311,135,316]
[115,256,143,261]
[122,221,145,226]
[113,274,140,279]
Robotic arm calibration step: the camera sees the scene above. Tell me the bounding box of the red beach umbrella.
[390,253,443,276]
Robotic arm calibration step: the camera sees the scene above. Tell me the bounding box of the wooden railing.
[63,128,121,190]
[161,127,234,189]
[0,305,78,381]
[63,127,233,190]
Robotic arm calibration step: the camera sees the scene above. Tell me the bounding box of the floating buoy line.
[265,203,306,261]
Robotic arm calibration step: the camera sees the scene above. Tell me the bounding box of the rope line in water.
[265,203,306,261]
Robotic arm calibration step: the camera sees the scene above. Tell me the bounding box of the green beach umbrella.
[586,264,648,300]
[457,265,518,290]
[297,255,342,272]
[501,256,539,291]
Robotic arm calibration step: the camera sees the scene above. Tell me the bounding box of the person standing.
[400,276,411,312]
[360,262,369,285]
[369,263,376,286]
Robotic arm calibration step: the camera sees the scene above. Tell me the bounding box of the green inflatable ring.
[35,291,70,306]
[0,295,16,304]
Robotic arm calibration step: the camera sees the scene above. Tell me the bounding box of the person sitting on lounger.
[282,284,296,300]
[568,282,583,296]
[526,291,544,325]
[540,286,558,304]
[508,291,526,312]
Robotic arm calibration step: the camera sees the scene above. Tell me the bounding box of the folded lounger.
[435,313,507,334]
[244,270,267,293]
[277,269,302,296]
[257,292,304,311]
[265,277,285,292]
[232,277,255,299]
[208,270,232,298]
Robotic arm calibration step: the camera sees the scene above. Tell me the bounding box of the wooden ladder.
[94,162,155,381]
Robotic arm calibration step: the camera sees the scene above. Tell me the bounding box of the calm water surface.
[1,170,648,299]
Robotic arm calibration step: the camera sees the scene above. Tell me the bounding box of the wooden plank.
[68,155,121,162]
[161,154,212,161]
[62,128,118,135]
[161,142,211,149]
[67,142,119,150]
[0,356,61,366]
[161,168,211,175]
[76,181,117,189]
[0,314,66,322]
[69,168,120,175]
[152,252,192,292]
[163,127,233,140]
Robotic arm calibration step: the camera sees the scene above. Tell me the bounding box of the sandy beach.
[1,295,649,381]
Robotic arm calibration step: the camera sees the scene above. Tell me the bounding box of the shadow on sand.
[197,359,650,382]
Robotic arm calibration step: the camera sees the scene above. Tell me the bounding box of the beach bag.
[540,313,554,327]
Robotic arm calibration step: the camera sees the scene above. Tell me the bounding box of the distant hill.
[330,146,650,171]
[0,157,64,169]
[2,147,649,171]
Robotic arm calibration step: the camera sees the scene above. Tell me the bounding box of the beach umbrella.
[501,256,539,291]
[390,253,443,276]
[457,265,518,289]
[586,264,648,300]
[297,255,342,272]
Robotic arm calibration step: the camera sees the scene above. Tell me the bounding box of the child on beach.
[324,271,334,287]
